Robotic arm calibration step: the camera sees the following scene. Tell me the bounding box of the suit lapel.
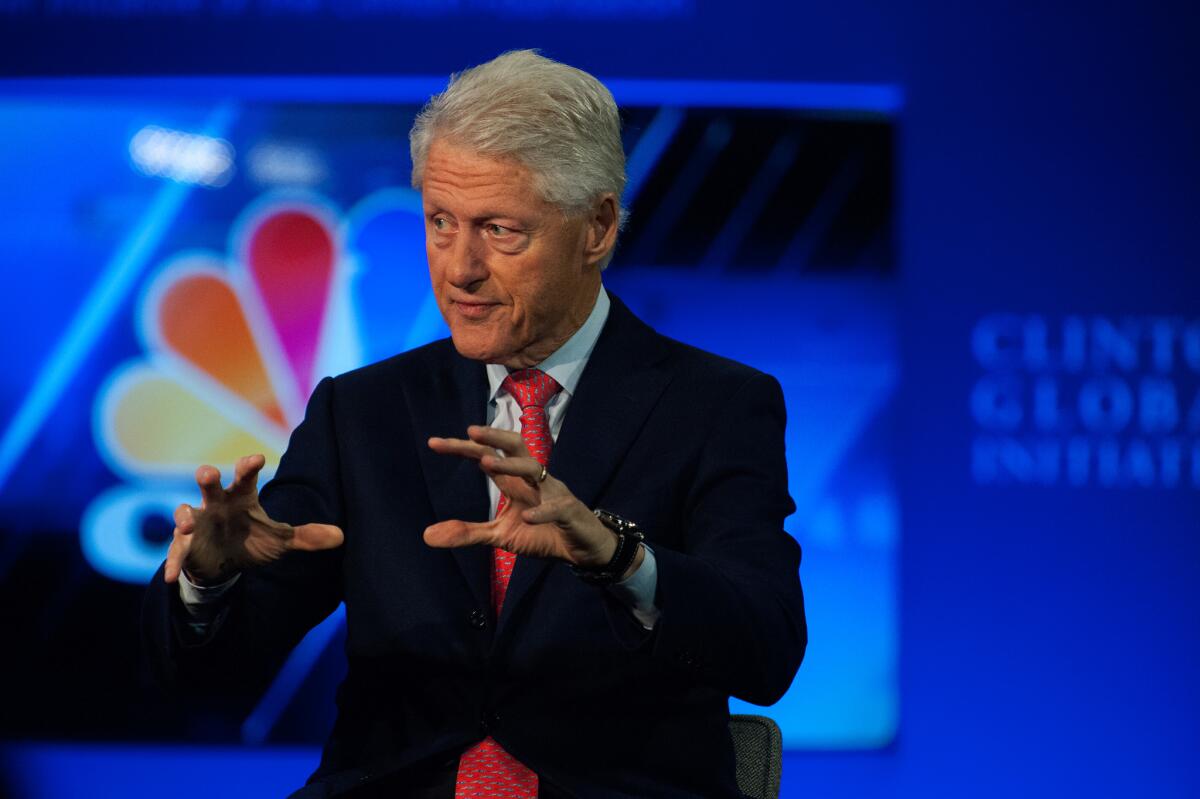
[409,343,494,614]
[497,295,674,635]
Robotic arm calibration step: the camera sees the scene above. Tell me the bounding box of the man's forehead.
[426,139,528,175]
[422,141,547,209]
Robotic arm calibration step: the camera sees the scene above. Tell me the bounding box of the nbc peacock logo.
[82,196,375,583]
[83,188,440,583]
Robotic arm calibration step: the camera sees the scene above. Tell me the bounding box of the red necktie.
[455,368,561,799]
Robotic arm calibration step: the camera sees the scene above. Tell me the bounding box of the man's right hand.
[164,454,345,585]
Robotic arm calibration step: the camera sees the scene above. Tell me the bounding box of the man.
[143,50,806,798]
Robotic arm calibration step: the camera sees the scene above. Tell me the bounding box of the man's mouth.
[451,300,499,320]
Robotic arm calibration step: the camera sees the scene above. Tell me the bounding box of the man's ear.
[583,194,620,268]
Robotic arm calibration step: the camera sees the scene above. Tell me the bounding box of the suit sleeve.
[141,376,346,701]
[644,372,807,706]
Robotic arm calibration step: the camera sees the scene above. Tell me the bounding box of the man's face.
[421,139,606,368]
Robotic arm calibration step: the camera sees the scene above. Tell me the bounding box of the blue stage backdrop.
[1,2,1198,797]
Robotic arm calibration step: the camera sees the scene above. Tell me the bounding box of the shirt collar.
[486,285,611,402]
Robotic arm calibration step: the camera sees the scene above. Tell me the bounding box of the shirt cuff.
[606,544,661,630]
[178,570,241,619]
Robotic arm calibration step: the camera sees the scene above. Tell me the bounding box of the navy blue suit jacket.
[143,294,806,798]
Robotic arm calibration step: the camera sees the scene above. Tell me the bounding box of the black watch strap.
[571,509,646,586]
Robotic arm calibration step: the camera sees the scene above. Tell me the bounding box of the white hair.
[409,49,627,242]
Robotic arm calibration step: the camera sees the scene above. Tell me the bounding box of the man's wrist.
[178,569,241,610]
[620,542,646,581]
[583,522,619,569]
[183,558,241,587]
[607,543,660,630]
[183,568,216,588]
[571,509,645,585]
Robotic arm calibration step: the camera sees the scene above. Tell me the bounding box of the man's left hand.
[425,425,621,569]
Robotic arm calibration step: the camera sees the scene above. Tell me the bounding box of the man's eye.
[487,224,512,236]
[432,217,450,231]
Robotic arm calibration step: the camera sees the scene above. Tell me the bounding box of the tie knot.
[501,369,561,410]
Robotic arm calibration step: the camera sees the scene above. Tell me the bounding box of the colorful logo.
[82,189,441,582]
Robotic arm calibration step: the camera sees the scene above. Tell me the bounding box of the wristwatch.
[570,508,646,585]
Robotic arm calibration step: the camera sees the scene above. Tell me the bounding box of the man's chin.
[449,331,508,365]
[450,335,541,369]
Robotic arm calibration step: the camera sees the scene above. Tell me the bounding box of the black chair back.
[729,713,783,799]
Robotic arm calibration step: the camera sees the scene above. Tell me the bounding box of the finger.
[428,436,495,461]
[466,425,530,457]
[195,465,223,507]
[521,496,584,528]
[173,503,196,535]
[291,523,345,552]
[230,454,266,495]
[163,531,192,584]
[480,453,543,483]
[423,520,494,549]
[480,456,541,506]
[490,475,540,508]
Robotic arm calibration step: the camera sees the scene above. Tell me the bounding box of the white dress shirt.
[180,285,660,630]
[482,286,659,629]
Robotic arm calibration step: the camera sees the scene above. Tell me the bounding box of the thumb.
[291,523,345,551]
[424,520,491,549]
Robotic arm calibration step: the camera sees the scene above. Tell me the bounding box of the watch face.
[595,509,641,537]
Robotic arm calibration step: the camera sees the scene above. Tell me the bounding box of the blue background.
[1,1,1198,797]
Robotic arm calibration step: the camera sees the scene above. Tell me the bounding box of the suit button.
[469,609,487,629]
[480,709,500,734]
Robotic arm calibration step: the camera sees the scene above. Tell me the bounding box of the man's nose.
[446,231,489,288]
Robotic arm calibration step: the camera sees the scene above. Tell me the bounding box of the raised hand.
[163,454,344,585]
[425,426,627,570]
